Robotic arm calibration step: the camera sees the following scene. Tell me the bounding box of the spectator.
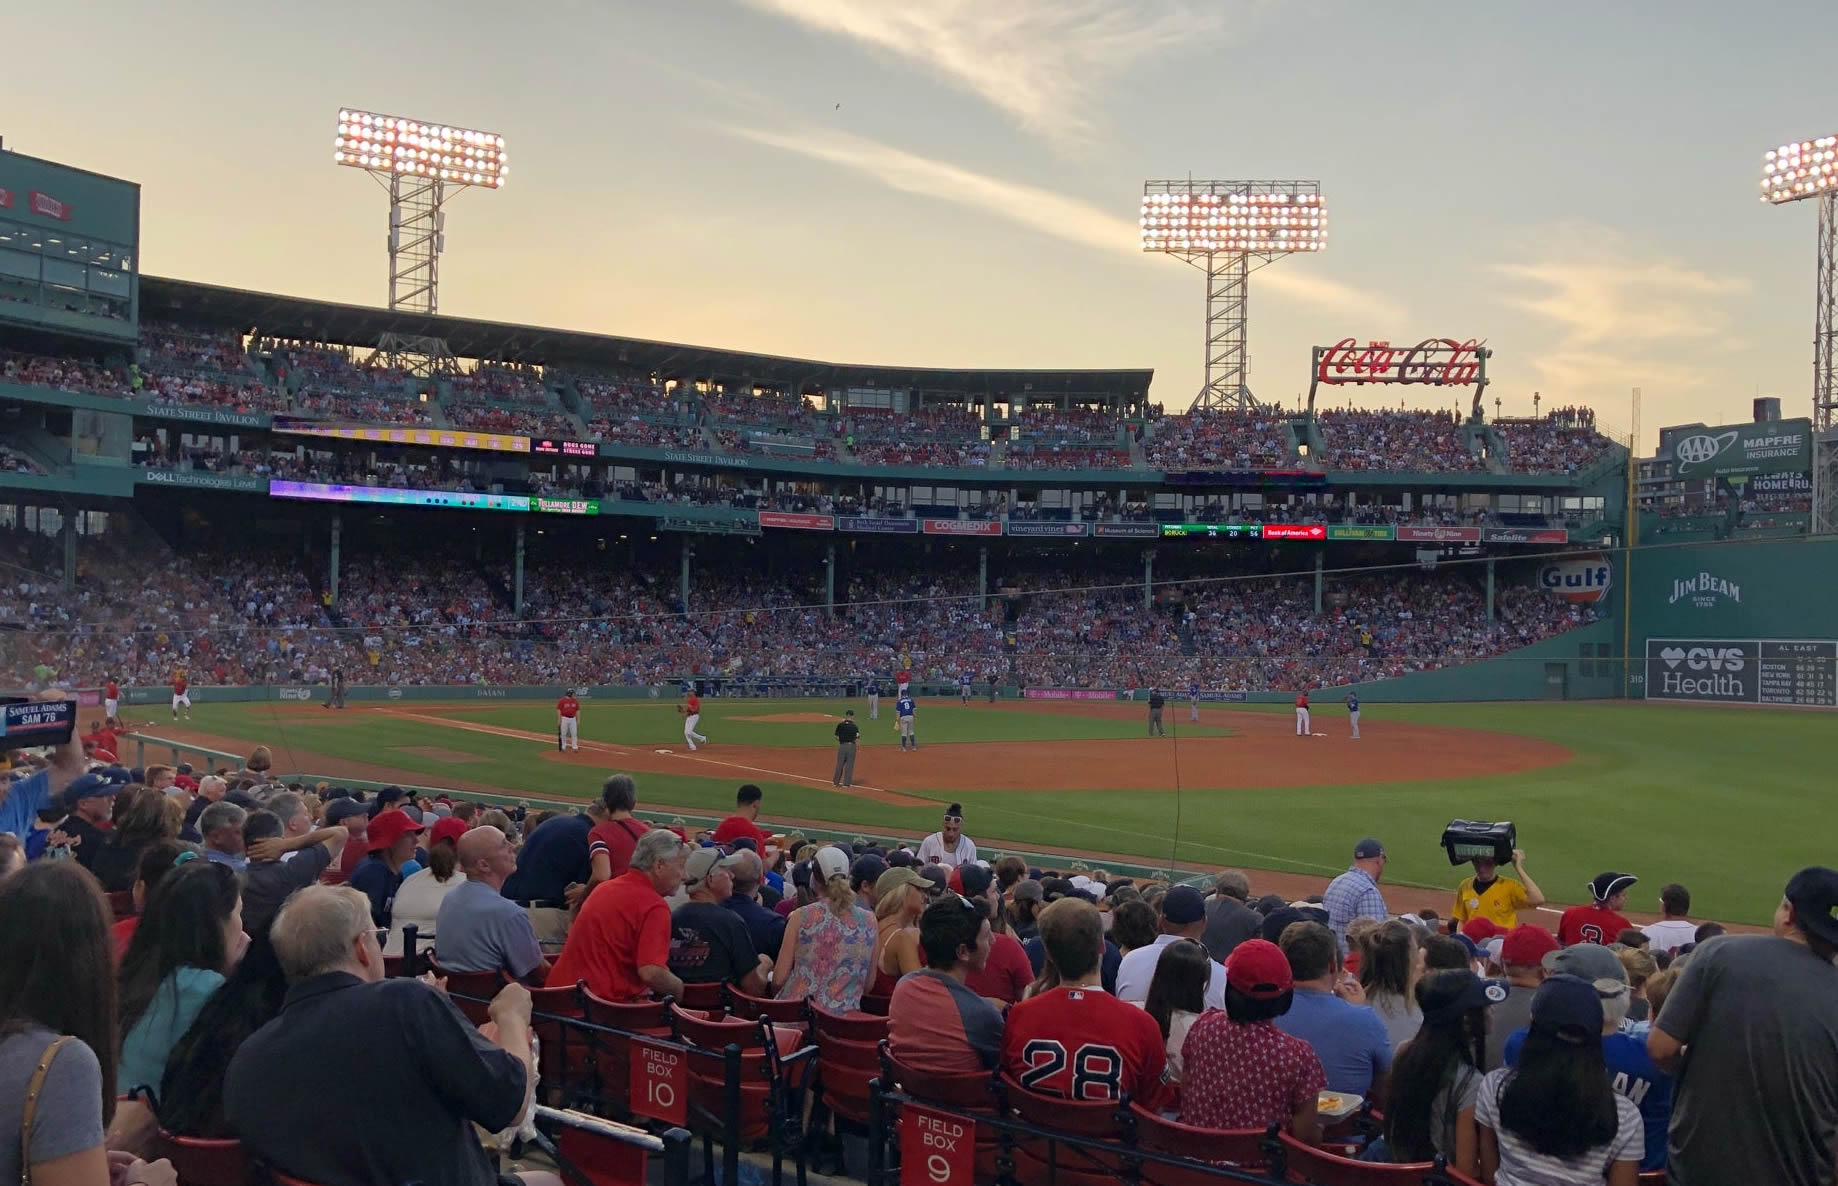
[955,863,1034,1005]
[0,697,85,840]
[1136,937,1210,1083]
[1690,922,1725,945]
[546,828,687,1002]
[239,808,348,941]
[0,833,20,880]
[386,816,468,958]
[773,845,876,1013]
[710,785,769,852]
[113,842,190,960]
[156,936,288,1138]
[0,862,176,1186]
[1008,879,1045,943]
[325,798,371,876]
[60,775,121,872]
[669,848,770,995]
[196,801,248,873]
[1202,869,1261,959]
[1558,873,1637,947]
[1476,975,1642,1186]
[1425,932,1482,974]
[1641,884,1696,954]
[722,848,786,964]
[1178,938,1324,1139]
[584,774,649,893]
[89,785,179,893]
[433,826,546,985]
[117,860,246,1099]
[1648,867,1838,1186]
[1274,920,1393,1098]
[1361,919,1424,1048]
[1115,885,1227,1009]
[848,853,888,913]
[888,896,1002,1074]
[1376,968,1504,1175]
[1488,924,1558,1069]
[348,809,425,929]
[870,866,933,997]
[917,803,976,869]
[225,885,543,1186]
[503,804,601,941]
[1324,838,1389,951]
[1451,848,1545,930]
[1107,898,1160,957]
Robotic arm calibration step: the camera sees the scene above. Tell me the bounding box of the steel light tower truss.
[1141,180,1325,413]
[1761,137,1838,433]
[335,108,507,373]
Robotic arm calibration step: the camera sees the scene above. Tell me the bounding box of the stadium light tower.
[1763,136,1838,535]
[1141,179,1325,413]
[334,108,506,317]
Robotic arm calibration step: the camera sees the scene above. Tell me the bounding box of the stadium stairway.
[1,425,72,474]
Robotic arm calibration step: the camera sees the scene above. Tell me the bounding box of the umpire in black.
[833,710,861,787]
[1148,688,1166,736]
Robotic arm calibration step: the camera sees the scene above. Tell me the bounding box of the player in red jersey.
[1001,897,1174,1110]
[896,668,912,696]
[557,692,580,752]
[1557,872,1638,946]
[680,689,707,751]
[103,677,121,721]
[1295,690,1311,736]
[171,672,191,720]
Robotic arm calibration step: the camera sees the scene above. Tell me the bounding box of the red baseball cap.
[1225,938,1293,999]
[367,809,426,852]
[1461,917,1504,942]
[429,816,469,847]
[1499,923,1560,968]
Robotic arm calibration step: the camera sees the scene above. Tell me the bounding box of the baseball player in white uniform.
[1295,691,1311,736]
[682,689,707,751]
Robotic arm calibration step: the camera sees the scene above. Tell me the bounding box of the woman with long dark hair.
[0,862,175,1185]
[1360,919,1423,1048]
[117,860,246,1100]
[1475,975,1641,1185]
[1377,969,1498,1174]
[88,787,181,894]
[113,842,192,960]
[1137,938,1210,1083]
[157,935,289,1138]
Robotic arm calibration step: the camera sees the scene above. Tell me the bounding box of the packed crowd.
[288,392,435,426]
[2,740,1833,1186]
[1316,410,1482,472]
[447,366,550,406]
[1143,411,1295,470]
[445,403,578,440]
[1496,410,1617,474]
[0,348,133,398]
[137,324,251,378]
[589,415,705,449]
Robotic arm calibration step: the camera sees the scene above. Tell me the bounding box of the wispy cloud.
[722,124,1402,321]
[734,0,1229,150]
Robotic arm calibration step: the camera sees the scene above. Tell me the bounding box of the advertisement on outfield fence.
[1004,521,1089,538]
[836,516,920,534]
[1743,471,1812,494]
[922,519,1003,536]
[1024,688,1117,700]
[1661,418,1812,478]
[758,511,835,531]
[1642,637,1836,708]
[1482,527,1568,544]
[1396,525,1481,543]
[1093,522,1161,538]
[1262,524,1327,541]
[1538,553,1612,604]
[1327,524,1396,541]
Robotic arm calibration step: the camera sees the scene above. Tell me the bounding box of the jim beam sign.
[1668,570,1742,610]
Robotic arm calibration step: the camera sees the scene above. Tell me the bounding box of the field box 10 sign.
[629,1039,687,1126]
[900,1102,975,1186]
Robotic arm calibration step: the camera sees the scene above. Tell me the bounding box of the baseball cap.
[1354,837,1386,860]
[1419,970,1511,1024]
[849,853,888,889]
[1785,867,1838,947]
[813,845,851,883]
[1588,872,1638,902]
[1542,942,1629,983]
[429,817,469,848]
[887,849,918,868]
[791,860,814,890]
[918,866,949,892]
[326,799,370,825]
[685,847,745,887]
[1012,879,1044,904]
[875,866,932,901]
[61,774,120,811]
[1530,974,1604,1044]
[1260,906,1307,944]
[1461,917,1504,942]
[1500,924,1560,968]
[366,809,426,852]
[956,863,994,898]
[1162,885,1207,926]
[1225,939,1293,999]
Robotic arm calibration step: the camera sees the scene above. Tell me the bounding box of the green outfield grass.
[160,698,1831,925]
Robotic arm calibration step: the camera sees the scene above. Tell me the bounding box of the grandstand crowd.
[2,729,1834,1186]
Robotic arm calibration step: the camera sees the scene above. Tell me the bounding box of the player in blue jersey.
[1346,691,1361,739]
[1189,681,1201,723]
[897,692,918,750]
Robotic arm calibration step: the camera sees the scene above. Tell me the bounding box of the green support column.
[680,538,692,614]
[513,522,525,617]
[1314,550,1324,614]
[63,515,78,593]
[1143,548,1154,611]
[825,541,836,619]
[329,514,341,608]
[1486,557,1496,622]
[979,545,988,608]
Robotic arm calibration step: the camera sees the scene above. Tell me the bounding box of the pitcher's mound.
[733,712,838,723]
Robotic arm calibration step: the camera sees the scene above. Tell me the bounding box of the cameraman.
[1451,847,1545,930]
[0,694,86,842]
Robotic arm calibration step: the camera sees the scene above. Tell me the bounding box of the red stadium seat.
[727,988,811,1034]
[525,983,588,1102]
[674,980,727,1011]
[808,1005,889,1043]
[158,1132,250,1186]
[269,1172,328,1186]
[1128,1103,1273,1182]
[577,987,673,1117]
[427,960,503,1026]
[858,992,891,1016]
[1000,1074,1128,1186]
[881,1049,1001,1185]
[671,1006,812,1183]
[1276,1130,1434,1184]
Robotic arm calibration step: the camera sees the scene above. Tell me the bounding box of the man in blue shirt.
[1345,692,1361,739]
[1273,920,1393,1098]
[0,698,86,842]
[1323,837,1389,952]
[896,692,917,751]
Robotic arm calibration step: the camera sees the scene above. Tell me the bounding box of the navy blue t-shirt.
[1023,934,1121,995]
[501,813,592,904]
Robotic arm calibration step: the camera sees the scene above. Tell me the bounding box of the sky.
[5,0,1835,448]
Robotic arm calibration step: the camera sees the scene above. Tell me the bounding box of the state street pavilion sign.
[1306,337,1491,416]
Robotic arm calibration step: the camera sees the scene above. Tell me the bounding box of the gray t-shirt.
[1656,934,1838,1186]
[0,1028,104,1181]
[432,879,546,980]
[1486,983,1536,1070]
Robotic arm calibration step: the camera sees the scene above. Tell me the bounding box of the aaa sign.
[900,1102,974,1186]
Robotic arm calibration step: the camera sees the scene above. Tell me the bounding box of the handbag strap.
[19,1036,74,1186]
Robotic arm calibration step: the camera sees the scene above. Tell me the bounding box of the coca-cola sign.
[1315,337,1486,386]
[0,188,12,210]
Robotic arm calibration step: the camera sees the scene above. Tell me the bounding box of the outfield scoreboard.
[1644,638,1837,708]
[0,149,140,342]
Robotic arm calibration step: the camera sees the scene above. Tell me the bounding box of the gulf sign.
[1538,553,1612,604]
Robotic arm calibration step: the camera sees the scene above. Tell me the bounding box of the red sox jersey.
[105,681,120,700]
[172,675,188,696]
[1557,904,1633,947]
[685,694,701,715]
[557,696,579,718]
[1296,693,1309,709]
[1000,986,1174,1111]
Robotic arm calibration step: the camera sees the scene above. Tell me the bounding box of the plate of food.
[1317,1091,1363,1120]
